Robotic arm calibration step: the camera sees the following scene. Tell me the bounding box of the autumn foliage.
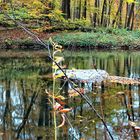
[0,0,139,30]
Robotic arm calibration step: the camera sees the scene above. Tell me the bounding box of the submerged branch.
[16,91,39,139]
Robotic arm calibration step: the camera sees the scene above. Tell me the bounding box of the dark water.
[0,51,140,140]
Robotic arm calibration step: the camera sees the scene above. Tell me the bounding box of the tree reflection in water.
[0,51,139,139]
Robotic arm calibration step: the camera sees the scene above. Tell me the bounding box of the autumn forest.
[0,0,140,140]
[0,0,139,30]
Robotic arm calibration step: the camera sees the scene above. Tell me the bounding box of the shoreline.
[0,28,140,51]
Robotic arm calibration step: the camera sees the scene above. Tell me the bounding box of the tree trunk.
[93,0,98,27]
[82,0,87,19]
[62,0,71,19]
[78,0,82,19]
[101,0,107,26]
[112,0,123,27]
[130,10,134,30]
[127,3,135,29]
[118,2,123,28]
[125,2,129,28]
[107,0,112,26]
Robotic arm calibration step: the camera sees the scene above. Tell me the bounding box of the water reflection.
[0,51,139,140]
[64,51,140,78]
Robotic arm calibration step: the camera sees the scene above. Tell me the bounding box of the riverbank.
[0,27,140,50]
[53,28,140,50]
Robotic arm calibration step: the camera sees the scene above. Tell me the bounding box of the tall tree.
[125,2,129,27]
[127,2,135,29]
[82,0,87,19]
[78,0,82,19]
[93,0,98,27]
[107,0,113,26]
[62,0,71,19]
[101,0,107,26]
[112,0,124,27]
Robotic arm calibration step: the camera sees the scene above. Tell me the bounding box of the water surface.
[0,50,140,140]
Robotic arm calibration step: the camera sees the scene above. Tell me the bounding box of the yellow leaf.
[54,56,64,63]
[56,95,65,100]
[49,37,56,47]
[126,0,135,3]
[72,68,76,70]
[52,64,59,70]
[54,72,65,79]
[54,45,63,50]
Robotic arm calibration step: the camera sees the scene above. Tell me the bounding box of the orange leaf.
[59,108,72,113]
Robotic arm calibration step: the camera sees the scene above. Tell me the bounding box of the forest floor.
[0,26,57,57]
[0,26,59,50]
[0,27,57,44]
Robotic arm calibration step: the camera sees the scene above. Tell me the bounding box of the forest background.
[0,0,140,49]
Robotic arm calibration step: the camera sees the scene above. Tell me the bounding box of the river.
[0,50,139,140]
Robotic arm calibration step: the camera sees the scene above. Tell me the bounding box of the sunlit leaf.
[69,92,79,97]
[72,67,76,70]
[49,37,63,52]
[54,56,64,63]
[49,37,56,47]
[52,63,59,70]
[116,91,125,96]
[54,72,65,79]
[76,115,85,118]
[56,95,65,100]
[126,0,135,3]
[45,89,49,94]
[59,108,72,113]
[54,44,63,50]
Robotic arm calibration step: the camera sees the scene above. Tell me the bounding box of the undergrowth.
[53,28,140,50]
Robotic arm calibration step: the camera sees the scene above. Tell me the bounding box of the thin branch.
[16,90,39,139]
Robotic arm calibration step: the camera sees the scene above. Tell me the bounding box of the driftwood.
[57,69,109,83]
[108,76,140,85]
[57,69,140,85]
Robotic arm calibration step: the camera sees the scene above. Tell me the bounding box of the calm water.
[0,50,140,140]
